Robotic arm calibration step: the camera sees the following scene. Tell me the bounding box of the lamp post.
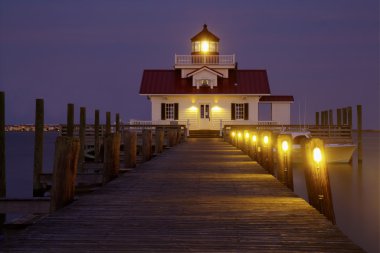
[313,147,324,212]
[252,134,257,161]
[282,140,289,184]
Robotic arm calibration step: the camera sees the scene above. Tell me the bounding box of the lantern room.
[191,24,220,55]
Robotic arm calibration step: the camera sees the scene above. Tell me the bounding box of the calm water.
[2,132,379,252]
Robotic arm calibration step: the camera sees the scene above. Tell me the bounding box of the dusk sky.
[0,0,378,129]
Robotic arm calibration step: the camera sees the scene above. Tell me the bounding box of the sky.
[0,0,379,129]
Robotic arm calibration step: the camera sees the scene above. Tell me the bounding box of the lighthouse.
[139,24,294,130]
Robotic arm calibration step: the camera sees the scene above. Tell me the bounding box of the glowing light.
[282,140,289,152]
[211,106,221,112]
[313,147,322,164]
[189,106,197,112]
[201,41,209,53]
[231,131,236,138]
[191,98,196,104]
[252,135,257,142]
[245,132,250,139]
[237,132,242,139]
[263,135,269,145]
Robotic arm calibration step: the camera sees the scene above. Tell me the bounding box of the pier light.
[313,147,322,164]
[189,106,197,112]
[245,132,250,139]
[252,135,257,143]
[211,106,221,112]
[231,131,236,138]
[238,132,242,139]
[263,135,269,146]
[282,140,289,153]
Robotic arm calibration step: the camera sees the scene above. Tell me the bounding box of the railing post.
[155,127,164,154]
[124,130,137,168]
[78,107,86,171]
[0,91,5,198]
[304,138,335,224]
[50,136,80,212]
[94,109,100,162]
[33,98,44,196]
[115,113,120,133]
[105,112,111,135]
[276,134,293,190]
[103,133,121,183]
[357,105,363,163]
[142,129,152,162]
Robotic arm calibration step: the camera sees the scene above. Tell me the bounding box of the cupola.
[191,24,220,55]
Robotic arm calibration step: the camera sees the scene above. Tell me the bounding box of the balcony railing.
[175,54,235,66]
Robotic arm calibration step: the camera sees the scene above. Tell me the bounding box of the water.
[1,131,379,252]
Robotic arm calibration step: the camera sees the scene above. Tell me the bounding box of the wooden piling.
[50,136,80,212]
[315,112,320,126]
[260,131,274,175]
[155,127,164,154]
[0,91,5,198]
[105,112,111,136]
[276,134,293,190]
[33,98,44,196]
[94,109,100,162]
[124,130,137,168]
[347,106,352,128]
[342,107,347,125]
[103,133,121,183]
[167,128,177,147]
[328,110,333,126]
[249,132,258,161]
[357,105,363,163]
[142,129,152,162]
[337,108,342,126]
[78,107,86,170]
[115,113,120,133]
[67,103,74,137]
[304,138,335,224]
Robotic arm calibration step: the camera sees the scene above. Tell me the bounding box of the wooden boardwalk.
[1,138,363,252]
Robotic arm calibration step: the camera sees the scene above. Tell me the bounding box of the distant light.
[238,132,242,138]
[245,132,250,139]
[263,135,269,145]
[231,131,236,138]
[282,140,289,152]
[313,147,322,164]
[189,106,197,112]
[252,135,257,142]
[201,41,209,53]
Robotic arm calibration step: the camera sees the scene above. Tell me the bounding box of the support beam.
[33,98,44,196]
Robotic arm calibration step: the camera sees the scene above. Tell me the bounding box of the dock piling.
[142,129,152,162]
[357,105,363,163]
[50,136,80,212]
[33,98,44,196]
[78,107,86,171]
[0,91,5,198]
[103,133,121,183]
[155,127,164,154]
[124,130,137,168]
[106,112,111,136]
[94,109,100,162]
[276,134,293,190]
[67,103,74,137]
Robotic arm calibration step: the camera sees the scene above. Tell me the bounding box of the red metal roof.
[139,69,271,95]
[259,95,294,102]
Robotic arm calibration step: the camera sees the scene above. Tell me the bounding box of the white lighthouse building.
[139,24,293,131]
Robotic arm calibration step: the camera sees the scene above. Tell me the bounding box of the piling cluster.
[225,128,336,224]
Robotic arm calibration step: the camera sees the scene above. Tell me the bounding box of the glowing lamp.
[263,135,269,145]
[231,131,236,138]
[313,147,322,164]
[238,132,242,139]
[282,140,289,152]
[252,135,257,142]
[201,41,209,53]
[245,132,250,139]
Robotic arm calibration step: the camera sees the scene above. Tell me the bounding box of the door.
[199,104,211,129]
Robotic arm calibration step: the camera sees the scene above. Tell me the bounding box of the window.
[192,41,200,52]
[231,103,249,120]
[235,104,244,119]
[161,103,179,120]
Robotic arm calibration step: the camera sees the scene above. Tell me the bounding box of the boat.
[292,143,356,163]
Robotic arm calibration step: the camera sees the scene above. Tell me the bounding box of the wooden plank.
[0,139,363,252]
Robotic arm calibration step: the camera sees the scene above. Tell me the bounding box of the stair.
[188,130,221,138]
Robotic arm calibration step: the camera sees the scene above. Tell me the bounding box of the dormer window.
[201,79,210,86]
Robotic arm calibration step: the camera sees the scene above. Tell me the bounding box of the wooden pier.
[0,138,362,252]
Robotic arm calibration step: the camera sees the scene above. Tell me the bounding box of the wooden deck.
[0,138,363,252]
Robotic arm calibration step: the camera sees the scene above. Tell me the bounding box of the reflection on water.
[293,132,379,253]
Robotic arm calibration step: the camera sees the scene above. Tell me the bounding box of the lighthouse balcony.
[175,54,235,68]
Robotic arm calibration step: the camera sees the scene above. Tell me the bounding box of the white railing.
[175,54,235,65]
